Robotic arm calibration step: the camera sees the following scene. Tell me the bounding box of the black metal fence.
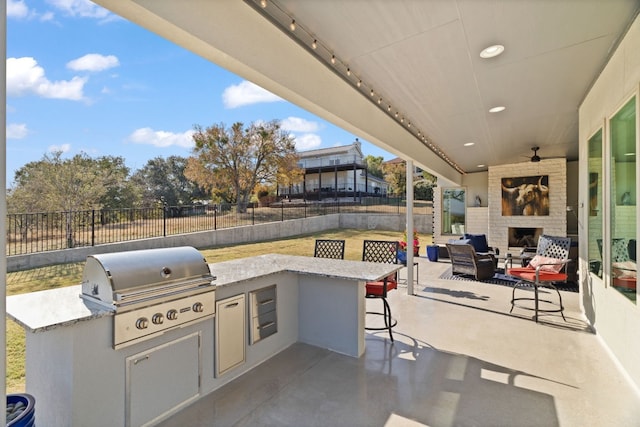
[6,198,432,256]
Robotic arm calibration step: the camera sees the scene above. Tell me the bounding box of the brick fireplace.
[488,158,567,255]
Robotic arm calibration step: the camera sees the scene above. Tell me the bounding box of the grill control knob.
[192,302,204,313]
[135,317,149,330]
[152,313,164,325]
[166,309,178,321]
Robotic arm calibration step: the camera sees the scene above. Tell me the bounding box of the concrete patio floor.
[158,258,640,427]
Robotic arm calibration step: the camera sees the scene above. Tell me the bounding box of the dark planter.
[7,393,35,427]
[427,245,439,262]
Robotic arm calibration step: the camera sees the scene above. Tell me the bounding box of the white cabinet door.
[126,333,200,427]
[216,294,246,376]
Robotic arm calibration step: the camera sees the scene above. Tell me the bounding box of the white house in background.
[279,139,389,200]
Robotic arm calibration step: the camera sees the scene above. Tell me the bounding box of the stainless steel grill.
[80,246,216,349]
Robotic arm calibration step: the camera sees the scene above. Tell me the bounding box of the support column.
[406,159,415,295]
[303,176,307,201]
[365,168,369,197]
[334,165,338,200]
[1,0,8,402]
[353,164,357,201]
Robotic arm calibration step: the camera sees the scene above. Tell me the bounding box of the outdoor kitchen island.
[7,253,402,427]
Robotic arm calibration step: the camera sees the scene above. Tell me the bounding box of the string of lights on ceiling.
[245,0,465,174]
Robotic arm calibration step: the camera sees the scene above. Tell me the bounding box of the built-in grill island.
[80,246,216,349]
[7,253,401,427]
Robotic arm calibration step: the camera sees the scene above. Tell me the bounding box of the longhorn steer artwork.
[501,175,549,216]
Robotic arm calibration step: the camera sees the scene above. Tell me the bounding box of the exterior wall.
[465,207,489,236]
[579,13,640,392]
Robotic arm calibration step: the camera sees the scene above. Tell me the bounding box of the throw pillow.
[612,260,637,278]
[528,255,564,273]
[463,234,489,253]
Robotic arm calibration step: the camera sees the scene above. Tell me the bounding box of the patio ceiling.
[93,0,640,184]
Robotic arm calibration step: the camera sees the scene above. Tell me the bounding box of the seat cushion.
[365,279,397,296]
[528,255,564,273]
[507,267,567,283]
[463,233,489,253]
[613,277,637,290]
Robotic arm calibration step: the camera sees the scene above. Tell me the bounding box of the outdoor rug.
[439,268,579,293]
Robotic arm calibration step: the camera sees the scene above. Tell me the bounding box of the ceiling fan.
[530,146,541,162]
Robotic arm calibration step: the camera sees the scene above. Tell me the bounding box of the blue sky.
[5,0,395,185]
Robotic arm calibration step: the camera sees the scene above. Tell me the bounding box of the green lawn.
[6,228,409,392]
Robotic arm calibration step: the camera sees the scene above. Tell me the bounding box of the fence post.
[91,210,96,247]
[304,203,307,218]
[163,206,167,237]
[214,206,217,230]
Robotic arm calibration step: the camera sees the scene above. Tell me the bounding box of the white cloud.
[294,133,322,151]
[222,80,282,108]
[46,0,112,19]
[128,128,195,148]
[7,0,29,18]
[67,54,119,72]
[7,57,87,101]
[48,143,71,153]
[6,123,29,139]
[280,116,320,133]
[39,11,55,22]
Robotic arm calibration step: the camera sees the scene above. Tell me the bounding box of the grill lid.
[81,246,215,308]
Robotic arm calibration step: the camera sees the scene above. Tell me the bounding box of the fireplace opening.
[508,227,543,248]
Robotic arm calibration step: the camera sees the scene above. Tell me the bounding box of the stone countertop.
[7,254,402,333]
[6,285,113,333]
[211,254,402,286]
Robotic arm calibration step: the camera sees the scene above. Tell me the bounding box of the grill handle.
[115,277,213,304]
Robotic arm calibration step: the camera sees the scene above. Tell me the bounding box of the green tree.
[185,121,299,212]
[415,170,437,201]
[382,162,406,196]
[8,151,132,247]
[364,155,384,179]
[131,156,205,207]
[97,156,141,209]
[8,151,129,213]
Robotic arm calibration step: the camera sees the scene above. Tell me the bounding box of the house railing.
[6,198,433,256]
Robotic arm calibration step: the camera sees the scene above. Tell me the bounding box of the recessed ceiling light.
[480,44,505,59]
[489,106,506,113]
[477,164,486,168]
[464,142,475,147]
